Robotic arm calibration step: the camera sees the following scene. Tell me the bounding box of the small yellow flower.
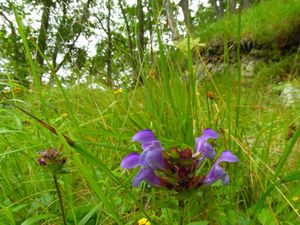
[292,196,299,202]
[113,88,122,94]
[138,217,151,225]
[60,113,68,118]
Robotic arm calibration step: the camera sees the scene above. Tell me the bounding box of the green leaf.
[282,171,300,183]
[21,214,55,225]
[251,123,300,216]
[155,199,177,209]
[174,189,200,200]
[187,221,209,225]
[78,203,102,225]
[11,203,28,213]
[257,207,276,225]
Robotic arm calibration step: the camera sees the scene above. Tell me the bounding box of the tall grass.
[0,0,299,224]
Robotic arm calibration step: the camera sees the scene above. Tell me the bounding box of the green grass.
[0,0,300,224]
[1,56,299,224]
[196,0,300,47]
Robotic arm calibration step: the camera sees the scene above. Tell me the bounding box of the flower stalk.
[53,174,67,225]
[179,199,185,225]
[37,147,68,225]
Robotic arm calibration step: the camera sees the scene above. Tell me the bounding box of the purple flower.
[121,129,166,187]
[132,129,157,149]
[195,128,219,160]
[121,152,140,169]
[139,141,165,170]
[38,158,46,165]
[121,128,238,189]
[121,143,165,171]
[203,150,238,185]
[132,167,161,187]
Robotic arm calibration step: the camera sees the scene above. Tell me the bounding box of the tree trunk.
[106,0,112,86]
[179,0,193,34]
[229,0,236,12]
[52,1,67,72]
[36,0,52,77]
[50,0,91,83]
[0,11,25,82]
[118,0,138,77]
[210,0,224,18]
[137,0,145,62]
[242,0,251,9]
[165,0,180,40]
[210,0,219,17]
[136,0,144,84]
[218,0,224,18]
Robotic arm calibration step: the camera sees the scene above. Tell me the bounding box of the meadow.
[0,0,299,224]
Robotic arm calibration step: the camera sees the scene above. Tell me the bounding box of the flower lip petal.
[121,152,140,169]
[132,167,160,187]
[139,142,165,170]
[132,129,156,144]
[203,164,226,185]
[195,128,219,154]
[203,150,237,186]
[202,128,219,139]
[141,140,163,150]
[222,174,230,185]
[217,150,238,163]
[143,141,164,152]
[195,128,219,144]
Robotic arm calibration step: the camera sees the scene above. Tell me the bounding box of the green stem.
[179,199,185,225]
[53,175,67,225]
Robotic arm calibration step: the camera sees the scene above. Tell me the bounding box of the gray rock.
[279,82,300,106]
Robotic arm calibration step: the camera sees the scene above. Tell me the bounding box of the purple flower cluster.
[38,147,67,173]
[121,129,238,191]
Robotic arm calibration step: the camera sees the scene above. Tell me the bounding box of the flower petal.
[38,158,46,165]
[203,128,219,139]
[121,152,140,169]
[217,150,238,163]
[203,150,237,185]
[132,167,160,187]
[203,143,216,159]
[203,164,226,185]
[222,174,230,185]
[195,128,219,158]
[139,141,165,170]
[132,129,156,146]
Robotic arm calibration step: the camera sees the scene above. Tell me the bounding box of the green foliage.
[0,0,300,224]
[196,0,300,46]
